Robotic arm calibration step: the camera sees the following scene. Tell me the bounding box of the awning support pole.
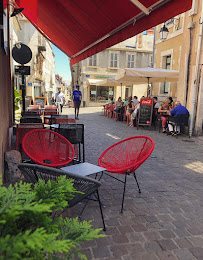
[189,0,203,137]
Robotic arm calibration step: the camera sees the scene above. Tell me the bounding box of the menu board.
[25,96,32,109]
[34,97,47,108]
[138,98,153,127]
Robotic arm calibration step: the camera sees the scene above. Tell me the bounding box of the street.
[62,106,203,260]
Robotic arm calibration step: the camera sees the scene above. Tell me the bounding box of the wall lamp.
[6,2,24,17]
[159,17,180,41]
[11,7,24,17]
[159,24,169,41]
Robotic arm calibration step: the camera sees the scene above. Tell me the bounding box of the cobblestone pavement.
[63,106,203,260]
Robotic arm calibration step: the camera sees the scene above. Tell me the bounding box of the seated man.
[153,96,160,109]
[123,96,132,107]
[133,96,139,107]
[168,101,189,135]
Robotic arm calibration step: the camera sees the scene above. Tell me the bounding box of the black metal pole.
[21,71,26,112]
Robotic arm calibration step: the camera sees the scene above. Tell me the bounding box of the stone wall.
[0,32,13,175]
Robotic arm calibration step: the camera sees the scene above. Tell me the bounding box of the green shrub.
[0,176,105,259]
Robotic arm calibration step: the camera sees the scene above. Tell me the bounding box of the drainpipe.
[189,0,203,137]
[151,26,156,96]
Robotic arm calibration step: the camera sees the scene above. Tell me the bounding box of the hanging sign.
[15,65,30,75]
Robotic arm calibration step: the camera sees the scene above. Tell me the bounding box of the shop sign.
[86,75,90,77]
[95,75,115,79]
[28,83,32,86]
[91,91,96,95]
[15,65,30,75]
[33,82,41,87]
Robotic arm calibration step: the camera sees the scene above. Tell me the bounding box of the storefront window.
[90,85,96,101]
[89,85,114,102]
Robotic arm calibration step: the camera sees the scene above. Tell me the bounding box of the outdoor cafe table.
[61,162,106,216]
[61,162,106,180]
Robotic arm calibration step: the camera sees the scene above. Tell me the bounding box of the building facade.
[71,32,153,107]
[154,0,203,135]
[12,16,55,105]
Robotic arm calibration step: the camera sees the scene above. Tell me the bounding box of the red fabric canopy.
[15,0,192,65]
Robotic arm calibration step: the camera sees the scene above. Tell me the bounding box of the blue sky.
[52,44,71,82]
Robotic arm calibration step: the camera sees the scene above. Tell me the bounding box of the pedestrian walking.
[72,85,82,119]
[56,89,65,113]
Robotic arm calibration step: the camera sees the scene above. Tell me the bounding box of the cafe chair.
[20,117,43,123]
[27,106,41,115]
[21,111,39,117]
[16,123,44,154]
[44,105,58,110]
[57,124,85,163]
[104,104,110,117]
[43,107,59,124]
[22,129,75,167]
[18,163,106,231]
[55,118,76,124]
[98,136,155,213]
[51,114,68,124]
[115,106,125,121]
[167,114,189,137]
[109,104,115,118]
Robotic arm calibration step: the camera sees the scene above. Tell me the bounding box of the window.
[127,54,135,68]
[163,55,171,93]
[110,52,118,67]
[89,54,97,66]
[90,86,114,102]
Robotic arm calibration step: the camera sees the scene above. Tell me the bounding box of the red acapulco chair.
[22,129,75,167]
[98,136,155,213]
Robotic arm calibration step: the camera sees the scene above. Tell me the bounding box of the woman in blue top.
[72,85,82,119]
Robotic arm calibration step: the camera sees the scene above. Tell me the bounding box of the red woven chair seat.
[98,136,155,213]
[22,129,75,167]
[98,136,155,174]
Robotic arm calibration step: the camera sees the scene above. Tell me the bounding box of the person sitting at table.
[167,101,189,135]
[153,96,160,109]
[126,101,135,125]
[133,96,139,107]
[152,97,160,126]
[158,99,170,133]
[168,97,175,109]
[123,96,132,107]
[114,97,122,113]
[129,102,140,127]
[108,97,114,104]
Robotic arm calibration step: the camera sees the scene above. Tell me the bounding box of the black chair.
[21,111,39,117]
[115,106,125,121]
[20,117,42,123]
[167,114,189,136]
[50,114,69,124]
[18,163,106,231]
[57,124,85,163]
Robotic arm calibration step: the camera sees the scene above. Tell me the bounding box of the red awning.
[15,0,192,65]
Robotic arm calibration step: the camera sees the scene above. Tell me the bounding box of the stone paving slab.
[63,107,203,260]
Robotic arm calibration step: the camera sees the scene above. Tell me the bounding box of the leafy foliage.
[14,87,22,111]
[0,177,105,259]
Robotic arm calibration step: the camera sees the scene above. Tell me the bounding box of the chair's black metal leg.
[79,196,90,218]
[79,143,81,162]
[96,190,106,231]
[133,172,141,193]
[121,172,128,214]
[98,171,104,181]
[83,142,85,162]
